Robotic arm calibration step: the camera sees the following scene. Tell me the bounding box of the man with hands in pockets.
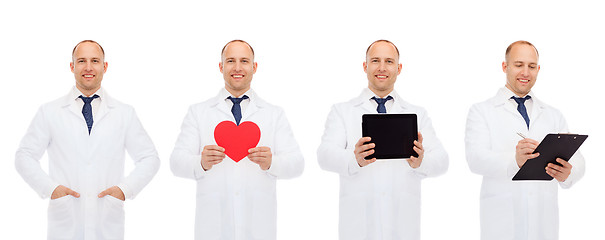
[15,40,160,240]
[317,39,448,240]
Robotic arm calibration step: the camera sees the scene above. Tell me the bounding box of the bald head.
[505,40,539,62]
[221,40,255,62]
[72,40,105,62]
[366,39,400,60]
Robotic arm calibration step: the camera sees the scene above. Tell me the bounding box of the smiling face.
[219,41,257,97]
[70,42,107,96]
[363,41,402,98]
[502,43,540,96]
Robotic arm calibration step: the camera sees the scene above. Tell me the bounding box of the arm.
[15,107,59,199]
[465,105,519,178]
[170,106,206,180]
[411,110,449,178]
[264,108,304,179]
[118,108,160,200]
[317,105,361,176]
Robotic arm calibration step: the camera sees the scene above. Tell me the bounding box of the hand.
[515,138,540,168]
[546,158,573,182]
[407,132,424,169]
[98,186,125,201]
[354,137,376,167]
[248,146,272,170]
[202,145,226,171]
[51,185,80,200]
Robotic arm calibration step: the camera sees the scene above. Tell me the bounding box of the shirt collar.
[71,86,104,101]
[362,88,396,101]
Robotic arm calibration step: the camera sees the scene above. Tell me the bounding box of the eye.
[371,59,378,63]
[242,59,249,63]
[226,59,234,63]
[78,60,85,63]
[387,60,394,63]
[93,59,99,63]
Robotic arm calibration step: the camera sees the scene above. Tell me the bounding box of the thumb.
[67,188,80,198]
[98,189,110,198]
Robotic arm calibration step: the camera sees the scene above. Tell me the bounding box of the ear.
[70,62,75,73]
[501,61,507,73]
[219,62,223,73]
[103,62,108,73]
[252,62,258,74]
[363,61,367,73]
[397,63,402,75]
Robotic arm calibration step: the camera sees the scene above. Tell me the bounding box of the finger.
[545,168,557,178]
[557,158,572,168]
[413,146,423,155]
[360,149,375,158]
[249,146,271,153]
[417,132,423,143]
[204,145,225,152]
[365,158,377,165]
[355,137,372,148]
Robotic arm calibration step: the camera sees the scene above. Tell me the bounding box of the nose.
[85,61,93,71]
[521,65,530,77]
[378,61,387,71]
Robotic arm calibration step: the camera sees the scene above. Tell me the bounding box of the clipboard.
[361,114,418,159]
[513,133,587,181]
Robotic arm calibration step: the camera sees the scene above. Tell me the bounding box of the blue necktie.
[372,96,393,113]
[512,96,531,129]
[228,95,249,125]
[79,95,99,134]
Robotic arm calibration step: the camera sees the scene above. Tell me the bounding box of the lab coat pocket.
[195,195,221,239]
[339,195,367,240]
[251,193,276,239]
[47,196,76,239]
[101,196,125,240]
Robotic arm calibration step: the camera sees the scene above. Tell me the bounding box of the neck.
[505,84,529,97]
[226,87,249,98]
[77,85,100,97]
[369,87,392,98]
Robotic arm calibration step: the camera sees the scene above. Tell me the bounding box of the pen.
[517,132,527,139]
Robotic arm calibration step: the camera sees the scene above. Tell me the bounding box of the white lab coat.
[317,89,448,240]
[465,87,585,240]
[170,88,304,240]
[15,87,160,240]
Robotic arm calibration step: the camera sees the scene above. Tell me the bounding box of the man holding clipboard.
[465,41,585,240]
[317,40,449,240]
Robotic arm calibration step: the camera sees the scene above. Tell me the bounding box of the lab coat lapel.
[353,91,376,113]
[94,95,115,125]
[529,97,545,128]
[241,90,263,121]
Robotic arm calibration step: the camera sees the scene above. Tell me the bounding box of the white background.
[1,0,603,239]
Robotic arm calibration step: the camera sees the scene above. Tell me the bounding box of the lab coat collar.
[352,88,410,113]
[491,87,546,127]
[62,86,116,123]
[210,88,268,120]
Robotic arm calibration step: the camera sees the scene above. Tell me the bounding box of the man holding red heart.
[317,40,449,240]
[170,40,304,240]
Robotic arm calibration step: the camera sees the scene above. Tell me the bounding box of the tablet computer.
[362,114,418,159]
[513,133,587,181]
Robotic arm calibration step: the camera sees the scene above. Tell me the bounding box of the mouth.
[83,74,95,80]
[232,74,244,79]
[517,78,530,84]
[375,75,388,79]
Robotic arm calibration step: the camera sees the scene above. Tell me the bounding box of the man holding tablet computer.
[317,39,449,240]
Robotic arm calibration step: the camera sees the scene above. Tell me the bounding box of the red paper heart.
[214,121,261,162]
